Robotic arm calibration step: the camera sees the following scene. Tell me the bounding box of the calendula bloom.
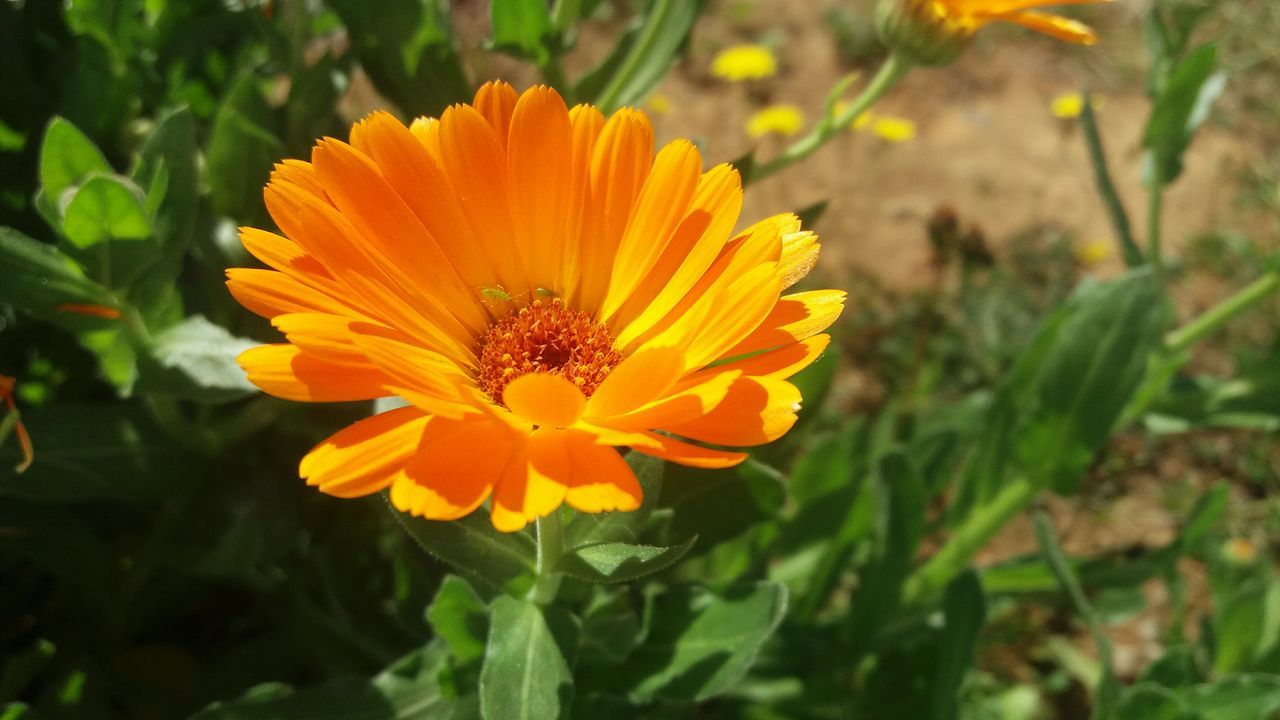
[1050,92,1104,119]
[228,82,843,532]
[877,0,1111,66]
[747,105,805,138]
[0,375,34,473]
[711,44,778,81]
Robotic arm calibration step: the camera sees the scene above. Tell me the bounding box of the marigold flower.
[877,0,1112,66]
[747,105,805,138]
[710,44,778,81]
[227,82,843,532]
[1074,238,1111,267]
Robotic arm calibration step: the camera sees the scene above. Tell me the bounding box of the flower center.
[477,299,623,404]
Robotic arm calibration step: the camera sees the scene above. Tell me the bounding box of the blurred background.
[1,0,1278,718]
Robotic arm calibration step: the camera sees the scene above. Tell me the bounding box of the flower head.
[1051,91,1104,119]
[747,105,805,138]
[228,82,843,532]
[869,116,917,143]
[711,44,778,81]
[877,0,1111,66]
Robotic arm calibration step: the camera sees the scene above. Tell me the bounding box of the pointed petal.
[301,406,430,497]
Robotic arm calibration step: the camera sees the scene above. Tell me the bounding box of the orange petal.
[528,427,642,514]
[585,346,686,419]
[663,376,801,446]
[301,406,430,498]
[508,86,575,291]
[238,226,332,282]
[390,416,520,521]
[238,344,389,402]
[503,373,587,428]
[226,269,354,319]
[722,290,846,359]
[577,109,654,313]
[600,139,703,321]
[490,430,568,532]
[347,330,486,419]
[473,81,519,147]
[310,138,487,334]
[602,369,741,431]
[778,229,820,290]
[613,164,743,347]
[355,112,494,292]
[629,432,749,469]
[559,104,605,306]
[1002,10,1098,44]
[706,335,831,381]
[681,262,783,370]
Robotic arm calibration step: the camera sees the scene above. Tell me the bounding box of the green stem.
[1165,270,1280,353]
[1146,162,1164,273]
[531,510,565,605]
[750,53,913,184]
[903,475,1039,606]
[1078,93,1143,267]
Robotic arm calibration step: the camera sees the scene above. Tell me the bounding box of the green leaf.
[564,451,663,547]
[426,575,489,665]
[285,54,346,153]
[327,0,471,118]
[0,227,115,322]
[1181,674,1280,720]
[580,0,704,112]
[579,591,640,665]
[623,581,788,701]
[60,174,157,289]
[1214,583,1270,675]
[0,404,191,501]
[1110,684,1189,720]
[391,502,538,596]
[1143,43,1226,185]
[932,571,986,720]
[490,0,553,64]
[131,106,198,317]
[206,75,283,223]
[556,535,696,584]
[38,117,111,204]
[660,457,784,551]
[479,596,579,720]
[137,315,259,402]
[192,640,476,719]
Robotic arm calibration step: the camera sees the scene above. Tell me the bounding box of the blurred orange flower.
[227,83,843,532]
[0,375,34,473]
[880,0,1111,65]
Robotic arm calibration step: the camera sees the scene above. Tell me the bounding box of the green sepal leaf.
[427,575,490,665]
[390,501,538,597]
[479,596,579,720]
[622,581,788,701]
[556,535,696,584]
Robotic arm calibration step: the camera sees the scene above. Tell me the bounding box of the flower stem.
[1165,270,1280,354]
[750,53,913,184]
[1147,176,1164,275]
[902,475,1039,606]
[1078,92,1143,268]
[531,510,565,605]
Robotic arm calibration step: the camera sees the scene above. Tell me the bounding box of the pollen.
[477,299,624,403]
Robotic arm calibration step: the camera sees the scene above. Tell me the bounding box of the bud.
[875,0,974,67]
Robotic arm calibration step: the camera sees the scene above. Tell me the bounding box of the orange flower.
[227,82,843,532]
[0,375,34,473]
[879,0,1110,65]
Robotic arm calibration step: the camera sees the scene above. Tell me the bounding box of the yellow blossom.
[1223,538,1259,565]
[747,104,805,138]
[1051,92,1105,119]
[711,44,777,81]
[870,116,916,142]
[647,93,672,116]
[1074,239,1112,267]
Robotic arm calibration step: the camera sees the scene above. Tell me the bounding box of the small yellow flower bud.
[875,0,974,67]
